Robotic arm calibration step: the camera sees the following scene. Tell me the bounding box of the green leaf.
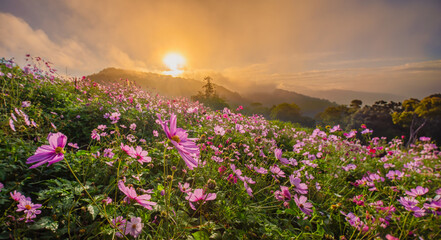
[87,204,98,220]
[31,216,59,232]
[192,231,209,240]
[76,150,89,156]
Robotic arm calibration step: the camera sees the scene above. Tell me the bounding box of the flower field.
[1,57,440,239]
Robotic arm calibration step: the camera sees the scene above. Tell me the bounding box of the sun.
[163,53,186,77]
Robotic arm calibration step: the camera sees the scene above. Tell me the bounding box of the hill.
[1,58,440,239]
[87,67,249,106]
[244,89,337,117]
[88,68,336,117]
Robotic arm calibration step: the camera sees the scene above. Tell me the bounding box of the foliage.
[191,76,229,110]
[1,57,441,240]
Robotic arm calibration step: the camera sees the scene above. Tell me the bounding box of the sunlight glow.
[163,53,186,77]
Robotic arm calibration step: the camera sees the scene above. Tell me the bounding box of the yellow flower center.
[25,205,32,210]
[171,135,181,143]
[55,147,64,154]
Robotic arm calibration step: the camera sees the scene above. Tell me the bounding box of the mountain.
[87,68,249,106]
[305,89,406,105]
[87,68,336,117]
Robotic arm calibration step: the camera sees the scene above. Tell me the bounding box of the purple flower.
[157,113,200,170]
[9,119,16,131]
[274,186,291,202]
[17,197,42,222]
[10,190,24,201]
[0,182,3,192]
[275,148,289,165]
[270,165,285,178]
[125,217,143,238]
[424,200,441,215]
[26,132,67,168]
[21,101,31,107]
[112,216,127,238]
[289,175,308,195]
[405,186,429,197]
[294,195,313,216]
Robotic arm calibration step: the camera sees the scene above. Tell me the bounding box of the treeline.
[241,95,441,146]
[192,77,441,145]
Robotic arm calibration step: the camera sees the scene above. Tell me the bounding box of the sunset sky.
[1,0,440,99]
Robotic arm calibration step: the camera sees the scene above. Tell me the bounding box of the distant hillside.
[87,68,249,106]
[306,89,406,105]
[87,68,337,117]
[244,89,337,117]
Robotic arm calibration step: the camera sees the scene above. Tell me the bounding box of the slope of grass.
[0,57,440,239]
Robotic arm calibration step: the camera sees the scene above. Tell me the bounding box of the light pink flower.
[125,217,143,238]
[26,132,67,168]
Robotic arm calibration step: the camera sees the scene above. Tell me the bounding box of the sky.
[1,0,441,100]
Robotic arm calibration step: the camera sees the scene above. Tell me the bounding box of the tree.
[349,99,362,113]
[317,105,351,127]
[191,76,229,110]
[392,94,441,146]
[270,103,301,121]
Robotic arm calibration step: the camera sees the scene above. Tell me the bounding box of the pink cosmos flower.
[178,182,192,193]
[274,186,292,202]
[17,197,42,222]
[289,176,308,195]
[112,216,127,238]
[10,191,25,201]
[125,217,143,238]
[214,126,225,136]
[129,146,152,164]
[424,200,441,215]
[405,186,429,197]
[26,132,67,168]
[118,181,156,210]
[157,113,200,170]
[0,182,3,192]
[185,188,216,210]
[270,165,285,178]
[9,118,16,131]
[294,195,313,216]
[274,148,289,165]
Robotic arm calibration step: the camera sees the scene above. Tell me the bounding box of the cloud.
[0,12,148,76]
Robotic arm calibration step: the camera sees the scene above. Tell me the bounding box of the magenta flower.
[424,200,441,215]
[274,186,291,202]
[129,146,152,164]
[17,197,42,222]
[10,190,24,201]
[157,113,200,170]
[274,148,289,165]
[26,132,67,168]
[289,175,308,195]
[294,195,313,216]
[405,186,429,197]
[111,216,127,238]
[178,182,192,193]
[185,188,216,210]
[118,181,156,210]
[125,217,143,238]
[270,165,286,178]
